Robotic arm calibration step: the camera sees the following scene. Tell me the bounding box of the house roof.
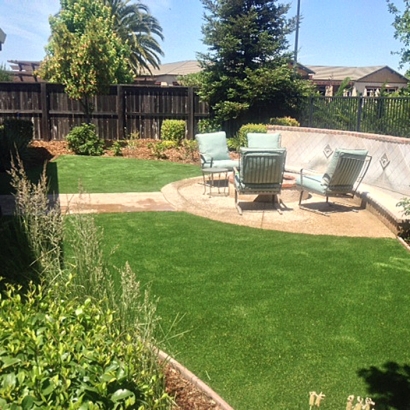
[305,65,408,83]
[141,60,202,77]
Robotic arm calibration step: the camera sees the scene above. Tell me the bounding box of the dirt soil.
[29,139,226,410]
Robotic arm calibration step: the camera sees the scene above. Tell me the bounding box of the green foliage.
[0,63,12,81]
[147,141,168,159]
[196,118,221,134]
[270,116,300,126]
[111,140,123,156]
[177,72,204,87]
[160,120,186,143]
[66,123,104,156]
[0,119,33,171]
[39,0,133,120]
[196,0,315,125]
[105,0,164,75]
[387,0,410,70]
[179,139,198,161]
[227,123,267,150]
[0,279,171,409]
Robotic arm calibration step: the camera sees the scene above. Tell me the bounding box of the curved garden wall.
[269,126,410,197]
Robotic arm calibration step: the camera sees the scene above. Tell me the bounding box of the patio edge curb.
[157,349,234,410]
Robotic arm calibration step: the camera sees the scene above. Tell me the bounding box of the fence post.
[40,82,50,141]
[187,87,194,140]
[356,96,363,132]
[117,85,125,140]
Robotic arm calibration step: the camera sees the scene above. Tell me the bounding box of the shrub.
[196,118,221,134]
[0,279,172,409]
[227,123,267,151]
[0,119,33,171]
[160,120,186,144]
[270,116,300,127]
[66,123,104,156]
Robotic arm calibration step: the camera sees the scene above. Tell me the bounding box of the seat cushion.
[247,133,281,148]
[296,174,327,195]
[195,131,230,162]
[202,159,239,170]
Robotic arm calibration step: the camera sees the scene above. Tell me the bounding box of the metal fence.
[299,96,410,138]
[0,82,210,140]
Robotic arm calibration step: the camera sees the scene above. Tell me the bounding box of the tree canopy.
[191,0,315,127]
[39,0,134,119]
[103,0,164,74]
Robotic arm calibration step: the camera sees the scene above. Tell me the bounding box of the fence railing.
[0,82,210,140]
[298,96,410,138]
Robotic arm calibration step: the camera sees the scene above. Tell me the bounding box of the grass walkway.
[94,211,410,410]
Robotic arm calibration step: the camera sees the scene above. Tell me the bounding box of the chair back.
[247,132,281,148]
[323,149,371,192]
[239,148,286,187]
[195,131,230,163]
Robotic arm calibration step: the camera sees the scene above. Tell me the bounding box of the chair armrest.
[200,154,214,168]
[299,168,321,185]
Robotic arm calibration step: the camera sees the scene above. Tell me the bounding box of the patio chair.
[234,148,287,215]
[247,132,282,148]
[296,148,372,214]
[195,131,239,170]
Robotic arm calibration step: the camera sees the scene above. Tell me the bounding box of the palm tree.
[104,0,164,75]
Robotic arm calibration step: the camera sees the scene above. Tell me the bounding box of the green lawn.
[0,155,201,194]
[93,211,410,410]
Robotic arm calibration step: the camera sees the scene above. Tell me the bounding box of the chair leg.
[234,190,242,215]
[298,190,304,205]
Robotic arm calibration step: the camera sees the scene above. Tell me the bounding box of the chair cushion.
[322,149,368,186]
[195,131,230,162]
[247,133,281,148]
[295,174,327,195]
[202,159,239,170]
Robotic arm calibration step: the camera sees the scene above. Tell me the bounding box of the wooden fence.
[0,82,210,140]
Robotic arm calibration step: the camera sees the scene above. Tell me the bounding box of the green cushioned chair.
[247,132,282,149]
[234,148,287,215]
[296,148,372,214]
[195,131,239,170]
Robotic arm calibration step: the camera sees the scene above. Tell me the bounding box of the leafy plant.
[227,123,267,151]
[0,279,172,409]
[160,119,186,144]
[270,116,300,127]
[397,197,410,241]
[0,63,12,81]
[66,123,104,156]
[111,140,123,156]
[196,118,221,134]
[147,141,168,159]
[0,119,33,171]
[179,139,198,161]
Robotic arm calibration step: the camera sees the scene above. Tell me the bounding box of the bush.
[0,279,172,409]
[0,119,33,171]
[66,123,104,156]
[160,120,186,144]
[227,123,267,151]
[196,118,221,134]
[270,116,300,127]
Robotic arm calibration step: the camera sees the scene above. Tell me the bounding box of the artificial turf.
[93,211,410,409]
[0,155,201,194]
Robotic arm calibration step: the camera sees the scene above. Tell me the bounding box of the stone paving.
[0,176,405,239]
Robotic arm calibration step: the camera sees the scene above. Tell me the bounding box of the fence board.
[0,82,210,141]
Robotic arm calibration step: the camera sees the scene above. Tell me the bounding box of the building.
[0,27,6,51]
[5,59,409,96]
[306,65,409,96]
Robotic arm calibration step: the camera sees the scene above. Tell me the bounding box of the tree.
[387,0,410,74]
[39,0,134,121]
[103,0,164,75]
[0,63,11,81]
[194,0,315,128]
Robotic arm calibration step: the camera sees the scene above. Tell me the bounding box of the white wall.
[269,126,410,197]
